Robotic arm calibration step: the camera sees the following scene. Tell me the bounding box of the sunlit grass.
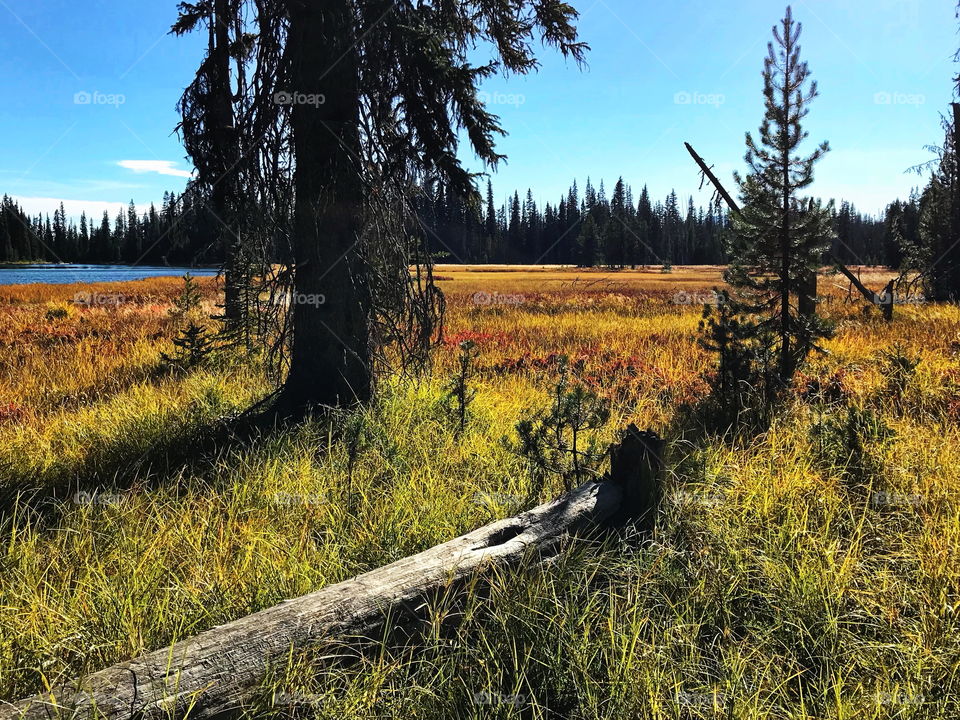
[1,267,959,717]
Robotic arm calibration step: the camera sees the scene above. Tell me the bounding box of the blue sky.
[0,0,954,222]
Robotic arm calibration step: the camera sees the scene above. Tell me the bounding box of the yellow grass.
[1,266,959,718]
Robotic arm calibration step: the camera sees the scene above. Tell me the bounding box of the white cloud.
[117,160,194,179]
[12,196,128,220]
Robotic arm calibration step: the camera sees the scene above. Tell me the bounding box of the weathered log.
[832,259,890,312]
[684,142,741,215]
[1,429,662,720]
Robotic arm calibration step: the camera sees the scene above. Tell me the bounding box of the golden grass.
[1,266,959,718]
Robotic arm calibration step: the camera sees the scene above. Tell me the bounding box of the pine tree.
[602,178,628,267]
[0,199,11,262]
[124,200,140,263]
[217,0,589,415]
[53,203,67,259]
[97,211,112,262]
[78,212,89,259]
[484,179,497,261]
[913,108,960,301]
[661,190,681,266]
[523,189,539,262]
[636,186,654,266]
[173,0,246,331]
[162,323,216,370]
[508,192,523,263]
[723,5,835,386]
[576,213,599,267]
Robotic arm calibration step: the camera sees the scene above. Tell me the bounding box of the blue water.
[0,264,218,286]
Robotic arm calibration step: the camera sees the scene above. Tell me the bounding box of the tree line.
[6,0,953,423]
[0,181,907,271]
[419,178,904,268]
[0,191,225,265]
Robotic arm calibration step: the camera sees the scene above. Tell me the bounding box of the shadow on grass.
[0,390,339,530]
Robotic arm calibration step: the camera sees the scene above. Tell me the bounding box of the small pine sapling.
[168,273,204,325]
[444,340,479,437]
[508,356,611,496]
[161,322,215,370]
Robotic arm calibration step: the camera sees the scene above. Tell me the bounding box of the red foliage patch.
[442,331,511,348]
[488,352,572,375]
[0,402,26,423]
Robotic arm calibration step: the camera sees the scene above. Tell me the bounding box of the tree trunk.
[276,0,371,415]
[949,102,960,302]
[210,0,244,331]
[1,433,662,720]
[797,270,817,334]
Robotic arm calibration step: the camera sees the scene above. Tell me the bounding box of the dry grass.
[1,266,959,718]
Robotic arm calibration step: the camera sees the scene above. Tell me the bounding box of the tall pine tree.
[722,6,835,388]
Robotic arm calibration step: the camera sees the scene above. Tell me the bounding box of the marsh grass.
[1,267,959,717]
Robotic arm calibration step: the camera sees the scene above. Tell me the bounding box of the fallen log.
[833,262,896,321]
[1,426,662,720]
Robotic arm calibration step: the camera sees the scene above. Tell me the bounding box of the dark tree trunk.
[210,0,243,329]
[780,127,793,380]
[277,0,371,415]
[949,103,960,301]
[797,271,817,334]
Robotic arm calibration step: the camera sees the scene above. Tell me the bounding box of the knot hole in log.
[473,522,526,550]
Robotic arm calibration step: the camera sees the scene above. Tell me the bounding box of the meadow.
[1,265,959,718]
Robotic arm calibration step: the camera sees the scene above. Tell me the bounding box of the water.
[0,264,218,286]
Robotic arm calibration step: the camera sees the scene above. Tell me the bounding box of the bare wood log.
[833,259,879,305]
[684,141,893,320]
[684,142,741,215]
[1,430,662,720]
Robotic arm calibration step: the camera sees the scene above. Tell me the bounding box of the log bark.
[1,432,662,720]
